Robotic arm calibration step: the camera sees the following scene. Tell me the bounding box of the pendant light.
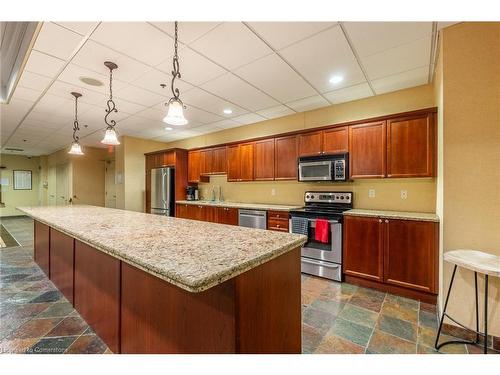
[101,61,120,145]
[162,21,188,126]
[68,92,84,155]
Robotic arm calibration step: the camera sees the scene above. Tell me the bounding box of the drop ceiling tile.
[115,84,163,107]
[280,26,366,93]
[11,86,41,102]
[201,73,279,111]
[130,68,193,96]
[343,22,433,57]
[190,123,224,135]
[118,115,150,131]
[190,22,273,70]
[234,53,316,103]
[233,113,267,125]
[209,119,241,130]
[58,63,127,95]
[248,22,337,50]
[177,105,223,124]
[24,50,66,78]
[135,107,165,122]
[181,88,248,118]
[24,112,66,129]
[286,95,330,112]
[149,22,221,45]
[72,40,151,83]
[256,105,295,119]
[323,83,373,104]
[17,71,52,91]
[90,22,174,66]
[362,36,431,80]
[33,22,84,60]
[47,80,108,106]
[371,66,429,95]
[54,22,99,36]
[156,47,226,86]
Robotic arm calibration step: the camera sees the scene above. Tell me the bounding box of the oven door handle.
[307,218,339,225]
[301,258,340,269]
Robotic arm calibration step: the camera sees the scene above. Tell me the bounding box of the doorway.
[105,160,116,208]
[55,163,69,206]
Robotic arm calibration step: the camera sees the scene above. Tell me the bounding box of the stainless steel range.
[290,191,353,282]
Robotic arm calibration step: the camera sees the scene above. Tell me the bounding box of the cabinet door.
[384,219,438,293]
[176,203,188,218]
[212,147,227,174]
[298,131,322,156]
[204,206,217,223]
[254,139,275,181]
[349,121,386,178]
[343,215,384,282]
[163,152,175,166]
[50,229,75,304]
[239,143,254,181]
[323,126,348,154]
[188,151,200,183]
[185,204,198,220]
[217,207,238,225]
[226,145,240,182]
[387,114,435,177]
[34,221,50,277]
[200,149,213,175]
[275,135,298,180]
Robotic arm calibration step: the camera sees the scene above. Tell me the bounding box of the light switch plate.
[401,190,408,200]
[271,188,276,196]
[368,189,375,198]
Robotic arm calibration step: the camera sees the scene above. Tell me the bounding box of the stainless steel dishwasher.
[238,209,267,229]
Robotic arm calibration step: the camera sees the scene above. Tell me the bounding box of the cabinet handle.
[385,219,389,223]
[277,224,280,228]
[379,219,382,223]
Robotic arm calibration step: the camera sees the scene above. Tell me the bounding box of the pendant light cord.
[72,95,80,143]
[170,21,182,103]
[104,63,118,129]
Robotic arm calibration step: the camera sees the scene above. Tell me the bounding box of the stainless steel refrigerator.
[150,167,175,216]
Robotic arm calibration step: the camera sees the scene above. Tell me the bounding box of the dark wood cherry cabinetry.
[176,203,238,226]
[387,113,436,177]
[267,211,289,232]
[254,139,275,181]
[49,229,75,304]
[349,121,387,178]
[34,221,50,277]
[323,126,348,154]
[211,147,227,174]
[216,207,239,225]
[199,149,213,175]
[227,143,254,182]
[343,216,384,282]
[274,135,298,180]
[343,215,438,302]
[298,131,323,156]
[188,150,201,183]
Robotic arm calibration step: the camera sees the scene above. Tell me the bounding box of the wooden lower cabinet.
[267,211,289,232]
[343,215,438,302]
[49,229,74,304]
[74,241,121,353]
[34,221,50,276]
[176,204,238,225]
[216,207,238,225]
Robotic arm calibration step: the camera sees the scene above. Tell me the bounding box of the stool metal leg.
[475,272,479,343]
[435,265,457,350]
[484,275,488,354]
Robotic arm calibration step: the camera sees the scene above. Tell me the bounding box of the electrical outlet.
[401,190,408,200]
[368,189,376,198]
[271,188,276,196]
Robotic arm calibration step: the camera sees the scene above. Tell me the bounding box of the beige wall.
[0,154,42,217]
[162,84,437,212]
[115,136,170,212]
[440,23,500,336]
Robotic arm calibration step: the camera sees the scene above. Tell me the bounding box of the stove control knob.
[310,195,315,199]
[340,196,344,200]
[306,194,310,200]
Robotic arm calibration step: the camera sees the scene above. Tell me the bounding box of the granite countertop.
[18,205,307,293]
[344,209,439,222]
[176,200,302,212]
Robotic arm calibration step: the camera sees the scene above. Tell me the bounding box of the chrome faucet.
[219,186,224,202]
[211,186,216,202]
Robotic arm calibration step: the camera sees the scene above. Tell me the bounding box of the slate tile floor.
[1,216,497,354]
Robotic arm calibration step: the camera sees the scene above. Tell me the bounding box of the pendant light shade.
[68,142,84,155]
[101,128,120,145]
[163,98,188,126]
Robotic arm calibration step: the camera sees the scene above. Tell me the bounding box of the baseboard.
[441,322,500,352]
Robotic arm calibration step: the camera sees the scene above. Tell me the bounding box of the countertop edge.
[19,207,307,293]
[343,209,439,222]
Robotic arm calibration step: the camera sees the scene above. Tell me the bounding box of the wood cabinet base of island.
[34,220,301,354]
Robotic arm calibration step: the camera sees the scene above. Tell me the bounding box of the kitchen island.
[18,205,307,354]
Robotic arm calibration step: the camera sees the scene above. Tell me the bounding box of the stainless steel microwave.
[298,153,349,182]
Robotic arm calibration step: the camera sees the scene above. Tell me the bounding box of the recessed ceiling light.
[223,109,233,115]
[165,127,173,131]
[329,75,343,84]
[79,76,104,87]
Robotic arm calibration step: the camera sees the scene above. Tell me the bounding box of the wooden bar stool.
[435,250,500,354]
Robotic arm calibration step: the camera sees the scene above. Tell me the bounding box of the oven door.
[301,219,342,263]
[298,161,333,181]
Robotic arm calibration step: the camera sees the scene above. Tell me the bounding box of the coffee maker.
[186,186,198,201]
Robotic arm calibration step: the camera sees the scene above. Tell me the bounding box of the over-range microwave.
[298,153,349,182]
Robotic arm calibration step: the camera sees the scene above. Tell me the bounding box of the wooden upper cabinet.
[275,135,298,180]
[343,215,384,282]
[199,149,213,175]
[384,219,438,293]
[254,139,275,181]
[387,114,435,178]
[323,126,348,154]
[239,142,254,181]
[226,145,241,182]
[211,147,227,174]
[163,152,175,166]
[298,131,322,157]
[349,121,387,178]
[188,150,201,183]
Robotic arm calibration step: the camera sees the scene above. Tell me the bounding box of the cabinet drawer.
[268,211,289,221]
[268,218,289,232]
